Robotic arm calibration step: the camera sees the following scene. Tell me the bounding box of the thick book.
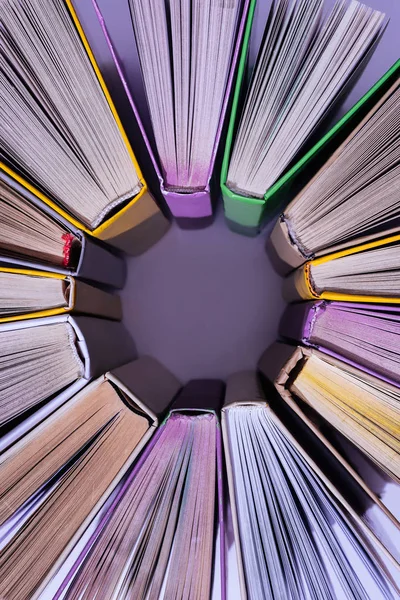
[0,0,169,255]
[259,342,400,483]
[0,357,181,600]
[0,169,126,289]
[0,267,122,323]
[0,314,136,452]
[89,0,251,227]
[221,0,390,236]
[283,232,400,303]
[50,379,226,600]
[222,371,400,599]
[268,69,400,275]
[280,301,400,387]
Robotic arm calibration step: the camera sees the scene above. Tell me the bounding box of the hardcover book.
[222,371,400,599]
[0,170,126,289]
[283,232,400,303]
[0,0,169,255]
[280,301,400,386]
[0,314,136,452]
[50,379,226,600]
[0,357,181,600]
[268,67,400,275]
[0,267,122,323]
[259,343,400,483]
[221,0,390,235]
[89,0,251,227]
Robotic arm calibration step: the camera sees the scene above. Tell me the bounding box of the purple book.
[91,0,250,227]
[55,379,226,600]
[280,300,400,388]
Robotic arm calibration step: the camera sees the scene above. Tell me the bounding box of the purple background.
[75,0,400,383]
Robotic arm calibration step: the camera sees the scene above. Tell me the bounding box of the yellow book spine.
[320,292,400,304]
[0,267,74,322]
[303,263,320,299]
[311,232,400,266]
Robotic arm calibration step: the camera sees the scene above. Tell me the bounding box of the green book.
[220,0,393,236]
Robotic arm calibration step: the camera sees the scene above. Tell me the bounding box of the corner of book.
[267,217,305,275]
[279,302,315,343]
[282,264,317,303]
[224,371,265,409]
[94,189,170,256]
[76,234,126,289]
[163,187,213,221]
[108,357,182,420]
[222,184,265,233]
[258,343,298,388]
[73,279,122,321]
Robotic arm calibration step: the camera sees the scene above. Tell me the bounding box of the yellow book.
[283,232,400,303]
[259,343,400,484]
[0,267,121,322]
[0,0,169,255]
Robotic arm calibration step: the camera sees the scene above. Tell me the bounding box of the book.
[221,0,389,236]
[222,371,400,599]
[90,0,251,227]
[0,0,169,255]
[268,72,400,275]
[51,379,225,600]
[0,170,126,289]
[283,232,400,303]
[0,267,122,323]
[0,357,181,600]
[0,314,136,451]
[259,343,400,483]
[280,301,400,386]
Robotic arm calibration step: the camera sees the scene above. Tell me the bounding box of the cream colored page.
[291,355,400,481]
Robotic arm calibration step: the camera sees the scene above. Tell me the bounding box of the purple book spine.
[92,0,250,220]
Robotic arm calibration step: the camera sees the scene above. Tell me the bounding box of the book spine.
[109,357,182,421]
[70,316,137,379]
[282,264,317,302]
[267,217,306,275]
[73,280,122,321]
[279,302,323,344]
[77,234,126,289]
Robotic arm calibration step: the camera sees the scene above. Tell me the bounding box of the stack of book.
[0,0,399,599]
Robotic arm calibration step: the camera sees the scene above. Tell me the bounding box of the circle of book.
[0,1,399,599]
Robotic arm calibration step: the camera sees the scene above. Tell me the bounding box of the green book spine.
[221,30,400,232]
